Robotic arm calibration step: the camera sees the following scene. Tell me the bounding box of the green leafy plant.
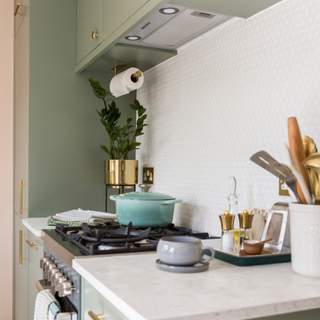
[88,77,147,160]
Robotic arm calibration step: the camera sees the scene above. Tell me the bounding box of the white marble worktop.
[23,218,55,237]
[73,239,320,320]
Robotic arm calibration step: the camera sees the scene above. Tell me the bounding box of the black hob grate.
[55,222,210,255]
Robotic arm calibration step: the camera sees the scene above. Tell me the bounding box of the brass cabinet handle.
[19,230,27,266]
[25,240,37,249]
[92,30,99,39]
[88,311,104,320]
[19,179,27,215]
[14,3,23,16]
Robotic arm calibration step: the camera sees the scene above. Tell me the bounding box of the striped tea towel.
[34,289,61,320]
[47,214,117,226]
[49,302,60,320]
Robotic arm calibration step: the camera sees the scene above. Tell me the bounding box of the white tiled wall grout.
[137,0,320,236]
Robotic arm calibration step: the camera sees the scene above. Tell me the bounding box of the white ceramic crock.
[289,202,320,277]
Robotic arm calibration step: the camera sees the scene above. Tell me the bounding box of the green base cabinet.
[27,230,44,320]
[14,215,28,320]
[14,215,44,320]
[82,278,130,320]
[250,309,320,320]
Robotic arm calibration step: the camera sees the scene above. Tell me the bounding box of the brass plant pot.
[104,160,138,189]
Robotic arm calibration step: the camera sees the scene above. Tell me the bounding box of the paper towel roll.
[110,67,144,98]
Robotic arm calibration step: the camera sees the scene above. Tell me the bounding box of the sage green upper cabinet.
[14,0,117,220]
[14,0,29,218]
[76,0,172,73]
[101,0,148,42]
[77,0,102,64]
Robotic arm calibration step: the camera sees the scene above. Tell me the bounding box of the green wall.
[28,0,136,216]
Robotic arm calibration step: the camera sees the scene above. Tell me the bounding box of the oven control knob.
[55,276,67,292]
[58,281,74,297]
[47,267,59,282]
[42,258,53,272]
[40,257,51,269]
[51,271,63,284]
[44,263,57,278]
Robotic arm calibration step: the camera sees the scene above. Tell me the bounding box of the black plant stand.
[105,184,136,212]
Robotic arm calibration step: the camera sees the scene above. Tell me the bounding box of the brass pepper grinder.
[219,210,236,253]
[238,209,254,250]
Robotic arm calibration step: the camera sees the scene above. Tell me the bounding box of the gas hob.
[41,221,211,266]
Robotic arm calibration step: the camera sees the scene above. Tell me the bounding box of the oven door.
[36,280,78,320]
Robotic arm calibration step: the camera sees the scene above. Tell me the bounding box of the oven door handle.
[35,280,78,320]
[56,312,77,320]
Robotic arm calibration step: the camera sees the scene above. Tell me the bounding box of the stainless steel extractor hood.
[118,4,233,50]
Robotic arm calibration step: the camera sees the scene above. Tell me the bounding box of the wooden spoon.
[284,143,313,204]
[288,117,311,204]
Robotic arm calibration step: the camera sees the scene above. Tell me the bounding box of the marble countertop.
[23,218,55,237]
[73,239,320,320]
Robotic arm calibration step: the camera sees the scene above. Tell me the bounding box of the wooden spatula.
[287,117,311,204]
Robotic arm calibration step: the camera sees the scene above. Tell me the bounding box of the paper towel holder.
[112,63,127,76]
[111,63,142,83]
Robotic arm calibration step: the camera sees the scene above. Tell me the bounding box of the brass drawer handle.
[19,230,27,266]
[19,179,27,215]
[92,30,99,39]
[88,311,104,320]
[25,240,38,249]
[14,3,23,16]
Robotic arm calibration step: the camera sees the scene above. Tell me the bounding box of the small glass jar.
[219,210,236,253]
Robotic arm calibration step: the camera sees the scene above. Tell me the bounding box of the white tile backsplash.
[136,0,320,236]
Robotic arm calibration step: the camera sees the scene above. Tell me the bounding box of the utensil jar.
[289,203,320,277]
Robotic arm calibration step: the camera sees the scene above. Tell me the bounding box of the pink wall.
[0,0,14,318]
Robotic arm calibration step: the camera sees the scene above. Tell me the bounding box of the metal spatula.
[250,151,302,203]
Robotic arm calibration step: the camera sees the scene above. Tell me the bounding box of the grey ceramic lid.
[112,184,175,201]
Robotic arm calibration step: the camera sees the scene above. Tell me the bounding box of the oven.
[39,222,213,320]
[37,243,80,319]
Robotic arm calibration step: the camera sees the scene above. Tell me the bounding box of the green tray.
[211,248,291,266]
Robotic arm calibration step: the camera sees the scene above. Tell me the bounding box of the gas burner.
[98,243,135,250]
[54,221,210,255]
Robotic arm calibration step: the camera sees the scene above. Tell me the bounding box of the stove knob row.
[42,258,53,272]
[55,275,68,292]
[40,257,52,269]
[47,267,60,281]
[39,257,73,296]
[44,262,57,278]
[50,270,63,284]
[58,280,74,297]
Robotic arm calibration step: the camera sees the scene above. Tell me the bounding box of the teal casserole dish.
[110,185,183,227]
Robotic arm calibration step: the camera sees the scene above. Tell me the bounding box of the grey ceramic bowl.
[157,235,215,266]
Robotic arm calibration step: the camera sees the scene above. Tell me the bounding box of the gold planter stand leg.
[105,184,136,212]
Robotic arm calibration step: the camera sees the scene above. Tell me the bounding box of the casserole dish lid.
[111,184,175,201]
